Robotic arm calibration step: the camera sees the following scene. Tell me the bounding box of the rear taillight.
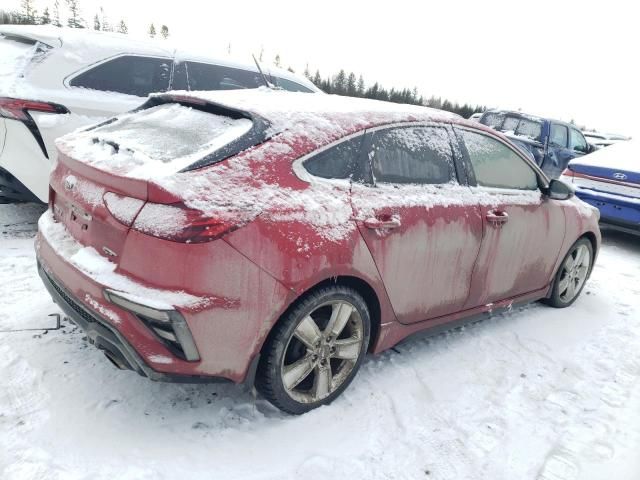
[0,97,69,158]
[561,168,574,177]
[0,97,69,121]
[132,202,241,243]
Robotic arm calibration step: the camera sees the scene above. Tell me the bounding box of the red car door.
[351,124,484,324]
[454,127,566,308]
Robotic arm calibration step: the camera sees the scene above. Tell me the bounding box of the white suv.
[0,25,319,203]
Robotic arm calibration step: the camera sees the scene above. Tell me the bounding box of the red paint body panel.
[36,105,602,385]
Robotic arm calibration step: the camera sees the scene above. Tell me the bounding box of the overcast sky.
[7,0,640,136]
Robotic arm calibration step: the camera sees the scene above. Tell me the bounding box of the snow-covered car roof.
[0,25,319,92]
[570,139,638,174]
[153,88,461,135]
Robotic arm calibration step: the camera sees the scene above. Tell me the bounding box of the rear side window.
[70,55,171,97]
[273,76,314,93]
[549,124,568,148]
[186,62,262,90]
[371,127,454,185]
[303,136,363,179]
[569,129,588,153]
[460,130,538,190]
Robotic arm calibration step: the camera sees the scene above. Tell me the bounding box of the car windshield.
[481,113,542,142]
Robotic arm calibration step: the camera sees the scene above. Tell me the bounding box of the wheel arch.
[259,274,382,357]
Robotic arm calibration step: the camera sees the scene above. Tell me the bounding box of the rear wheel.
[544,238,593,308]
[256,286,370,415]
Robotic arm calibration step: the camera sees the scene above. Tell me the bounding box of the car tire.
[543,238,594,308]
[256,285,371,415]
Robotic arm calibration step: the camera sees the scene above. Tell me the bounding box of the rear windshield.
[481,113,542,142]
[62,103,253,178]
[0,34,48,85]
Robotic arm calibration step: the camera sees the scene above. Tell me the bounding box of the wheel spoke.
[332,337,361,360]
[575,245,587,267]
[565,253,576,270]
[576,265,589,280]
[294,315,322,349]
[312,364,332,399]
[558,275,570,295]
[565,278,577,300]
[326,302,353,338]
[283,355,316,390]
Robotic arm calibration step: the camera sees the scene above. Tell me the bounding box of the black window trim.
[293,130,369,185]
[453,125,550,192]
[64,53,174,93]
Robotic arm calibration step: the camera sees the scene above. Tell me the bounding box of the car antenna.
[252,54,274,89]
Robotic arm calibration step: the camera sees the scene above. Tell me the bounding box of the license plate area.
[53,197,93,234]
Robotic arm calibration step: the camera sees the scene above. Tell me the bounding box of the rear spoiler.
[0,26,61,48]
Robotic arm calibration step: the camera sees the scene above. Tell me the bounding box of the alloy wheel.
[281,300,364,404]
[558,243,591,303]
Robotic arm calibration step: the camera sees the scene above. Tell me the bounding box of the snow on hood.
[570,139,639,174]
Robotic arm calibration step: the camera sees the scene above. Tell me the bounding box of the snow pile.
[0,34,38,93]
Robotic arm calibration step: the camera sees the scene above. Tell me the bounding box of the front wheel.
[543,238,594,308]
[256,286,370,415]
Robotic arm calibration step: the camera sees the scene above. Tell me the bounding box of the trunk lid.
[50,151,147,263]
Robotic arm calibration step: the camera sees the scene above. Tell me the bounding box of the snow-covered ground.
[1,203,639,480]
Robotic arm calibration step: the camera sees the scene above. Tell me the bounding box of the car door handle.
[364,217,401,230]
[486,210,509,226]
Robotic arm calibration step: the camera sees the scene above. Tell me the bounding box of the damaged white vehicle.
[0,25,318,203]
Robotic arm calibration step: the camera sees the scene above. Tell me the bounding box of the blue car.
[562,140,639,235]
[479,110,596,178]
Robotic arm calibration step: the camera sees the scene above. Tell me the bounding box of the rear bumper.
[38,261,246,384]
[574,188,640,233]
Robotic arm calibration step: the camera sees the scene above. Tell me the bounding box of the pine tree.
[312,70,321,87]
[21,0,36,23]
[41,7,51,24]
[93,14,100,30]
[357,75,365,96]
[333,69,347,95]
[274,54,281,67]
[117,19,128,34]
[148,23,156,38]
[346,72,357,96]
[66,0,83,28]
[160,25,169,39]
[100,7,112,32]
[303,64,311,79]
[52,0,62,26]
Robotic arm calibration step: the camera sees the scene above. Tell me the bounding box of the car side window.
[569,129,588,153]
[273,76,314,93]
[549,124,568,148]
[370,126,454,185]
[70,55,171,97]
[480,113,504,129]
[186,62,263,90]
[459,130,538,190]
[303,136,364,180]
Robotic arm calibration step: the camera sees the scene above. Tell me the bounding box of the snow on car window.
[58,104,253,178]
[0,36,38,92]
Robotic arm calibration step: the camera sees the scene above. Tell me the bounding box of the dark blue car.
[479,110,595,179]
[562,140,639,235]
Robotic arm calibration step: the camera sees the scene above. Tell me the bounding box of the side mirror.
[587,143,597,154]
[546,179,574,200]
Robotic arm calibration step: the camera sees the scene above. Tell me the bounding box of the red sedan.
[36,90,600,414]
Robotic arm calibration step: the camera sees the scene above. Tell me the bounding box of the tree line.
[1,1,169,38]
[301,66,485,118]
[2,3,484,118]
